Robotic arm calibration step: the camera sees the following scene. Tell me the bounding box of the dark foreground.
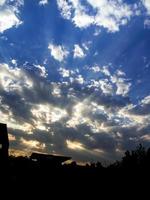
[1,158,150,188]
[0,144,150,196]
[1,162,149,199]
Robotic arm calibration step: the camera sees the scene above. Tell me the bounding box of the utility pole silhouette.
[0,123,9,162]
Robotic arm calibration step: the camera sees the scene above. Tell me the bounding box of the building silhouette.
[0,123,9,161]
[30,152,71,167]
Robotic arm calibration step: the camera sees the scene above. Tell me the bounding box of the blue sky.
[0,0,150,163]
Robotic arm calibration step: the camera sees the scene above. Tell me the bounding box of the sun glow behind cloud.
[20,138,46,150]
[66,140,85,150]
[31,104,68,124]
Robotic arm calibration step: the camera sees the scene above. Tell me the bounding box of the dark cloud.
[0,63,150,163]
[129,104,150,116]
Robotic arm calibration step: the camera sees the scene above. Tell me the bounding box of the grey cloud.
[0,63,150,162]
[129,104,150,115]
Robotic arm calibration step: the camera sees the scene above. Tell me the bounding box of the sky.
[0,0,150,163]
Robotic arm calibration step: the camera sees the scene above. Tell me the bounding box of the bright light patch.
[20,138,46,150]
[66,140,85,150]
[39,0,48,6]
[93,148,105,154]
[0,63,33,92]
[142,0,150,14]
[66,101,88,127]
[0,4,22,33]
[118,105,149,126]
[73,44,85,58]
[31,104,68,125]
[57,0,135,32]
[0,0,6,6]
[0,106,34,134]
[51,83,61,97]
[35,65,48,78]
[141,134,150,141]
[141,95,150,105]
[48,43,69,62]
[8,134,16,141]
[11,59,17,66]
[59,67,70,77]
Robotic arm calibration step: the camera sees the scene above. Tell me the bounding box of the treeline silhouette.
[1,144,149,184]
[109,144,150,169]
[8,144,150,168]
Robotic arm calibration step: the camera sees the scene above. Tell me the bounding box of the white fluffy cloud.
[99,79,114,95]
[73,44,85,58]
[142,0,150,14]
[0,0,6,6]
[59,67,70,77]
[48,43,69,62]
[0,1,23,33]
[111,75,131,96]
[0,7,22,33]
[73,12,94,29]
[51,83,61,97]
[57,0,135,32]
[0,63,33,92]
[144,19,150,28]
[35,65,48,78]
[74,74,84,84]
[39,0,48,6]
[11,59,17,66]
[87,0,133,32]
[91,65,101,72]
[116,81,131,96]
[141,95,150,105]
[90,65,131,96]
[57,0,72,19]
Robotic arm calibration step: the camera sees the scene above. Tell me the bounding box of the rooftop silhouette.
[30,152,71,166]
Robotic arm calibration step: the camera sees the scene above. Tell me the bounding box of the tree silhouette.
[120,144,150,169]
